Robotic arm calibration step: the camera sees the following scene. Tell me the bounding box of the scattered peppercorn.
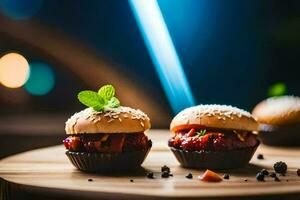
[130,179,134,182]
[269,172,277,178]
[256,173,265,181]
[161,171,170,178]
[260,169,269,176]
[186,173,193,179]
[88,178,93,182]
[257,154,264,160]
[297,169,300,177]
[274,177,280,182]
[169,173,173,177]
[223,174,230,180]
[146,172,154,179]
[244,179,248,182]
[161,165,170,173]
[273,161,287,175]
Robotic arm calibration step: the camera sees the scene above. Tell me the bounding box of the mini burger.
[168,105,259,169]
[252,96,300,146]
[64,85,151,172]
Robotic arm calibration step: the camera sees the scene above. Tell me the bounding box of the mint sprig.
[196,129,207,137]
[107,96,120,108]
[98,84,115,101]
[78,84,120,111]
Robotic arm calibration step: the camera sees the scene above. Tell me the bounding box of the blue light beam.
[129,0,195,113]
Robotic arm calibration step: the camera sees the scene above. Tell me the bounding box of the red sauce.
[168,128,257,151]
[63,133,149,153]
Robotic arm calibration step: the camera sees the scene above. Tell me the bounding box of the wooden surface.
[1,130,300,200]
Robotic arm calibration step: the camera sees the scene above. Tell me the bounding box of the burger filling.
[168,127,258,151]
[63,132,150,153]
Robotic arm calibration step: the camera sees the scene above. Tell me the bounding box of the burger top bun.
[65,106,151,134]
[252,96,300,126]
[170,105,258,133]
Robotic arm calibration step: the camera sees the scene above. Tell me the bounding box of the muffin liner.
[258,124,300,146]
[170,142,259,169]
[66,141,152,173]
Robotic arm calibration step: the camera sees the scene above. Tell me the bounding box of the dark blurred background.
[0,0,299,158]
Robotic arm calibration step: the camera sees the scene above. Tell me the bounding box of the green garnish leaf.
[107,97,120,108]
[78,84,121,111]
[196,129,207,137]
[98,84,115,101]
[78,91,105,111]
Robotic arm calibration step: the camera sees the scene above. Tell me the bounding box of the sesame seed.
[104,113,110,117]
[107,119,114,123]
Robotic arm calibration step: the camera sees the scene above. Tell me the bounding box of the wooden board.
[1,130,300,200]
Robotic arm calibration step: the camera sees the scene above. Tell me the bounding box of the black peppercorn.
[161,171,170,178]
[260,169,269,176]
[88,178,93,182]
[256,172,265,181]
[146,172,154,179]
[297,169,300,177]
[130,179,134,182]
[244,179,248,182]
[161,165,170,173]
[273,161,287,175]
[223,174,230,180]
[257,154,264,160]
[186,173,193,179]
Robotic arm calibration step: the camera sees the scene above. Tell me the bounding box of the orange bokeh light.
[0,53,30,88]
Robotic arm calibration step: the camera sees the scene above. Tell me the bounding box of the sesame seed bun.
[65,107,151,134]
[252,96,300,126]
[170,105,258,133]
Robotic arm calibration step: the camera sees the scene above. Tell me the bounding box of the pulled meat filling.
[168,128,257,151]
[63,132,149,153]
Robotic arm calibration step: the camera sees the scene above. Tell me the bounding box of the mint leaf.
[78,90,105,111]
[78,84,121,111]
[93,104,105,111]
[98,84,115,100]
[107,97,120,108]
[196,130,207,137]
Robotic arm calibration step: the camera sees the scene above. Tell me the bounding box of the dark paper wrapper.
[170,142,259,169]
[66,141,152,173]
[258,124,300,146]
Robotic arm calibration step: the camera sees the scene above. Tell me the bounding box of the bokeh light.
[0,0,43,20]
[24,62,55,96]
[268,82,287,97]
[0,53,30,88]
